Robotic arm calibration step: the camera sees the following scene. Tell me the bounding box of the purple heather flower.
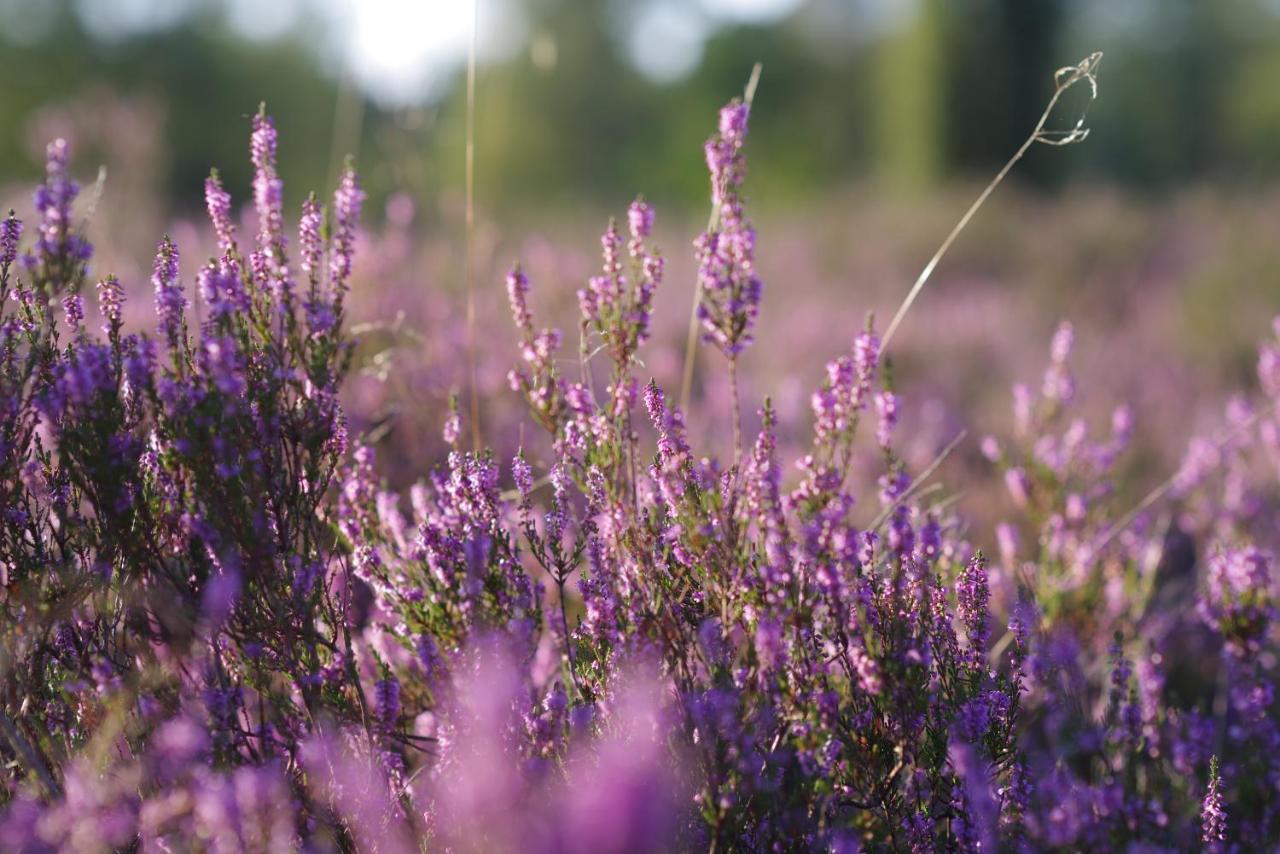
[1202,756,1226,846]
[1042,321,1076,404]
[719,100,749,142]
[375,677,401,728]
[96,275,124,326]
[32,138,91,269]
[962,555,988,665]
[996,522,1019,567]
[1050,320,1074,363]
[0,211,20,270]
[250,113,280,242]
[1065,492,1086,523]
[442,402,461,446]
[506,266,532,334]
[696,98,763,357]
[644,380,689,465]
[512,453,534,519]
[204,172,236,253]
[1004,467,1030,507]
[813,355,854,440]
[1012,382,1033,436]
[124,336,156,398]
[949,739,998,853]
[330,165,363,296]
[601,218,622,280]
[578,223,624,327]
[61,342,113,405]
[152,237,185,345]
[957,695,992,741]
[545,463,569,549]
[249,111,293,306]
[1201,546,1273,657]
[1111,404,1133,445]
[998,762,1031,830]
[299,194,323,280]
[628,199,654,242]
[875,390,899,449]
[853,330,880,392]
[62,293,84,329]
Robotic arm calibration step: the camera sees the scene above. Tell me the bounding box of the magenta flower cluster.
[696,100,763,358]
[0,92,1278,852]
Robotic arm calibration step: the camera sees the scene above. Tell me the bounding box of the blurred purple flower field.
[3,54,1280,852]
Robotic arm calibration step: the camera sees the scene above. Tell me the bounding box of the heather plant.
[1,54,1279,853]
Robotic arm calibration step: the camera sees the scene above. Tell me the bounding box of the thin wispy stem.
[465,0,482,451]
[869,429,967,531]
[880,52,1102,352]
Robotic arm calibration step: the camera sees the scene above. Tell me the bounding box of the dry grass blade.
[465,0,482,451]
[880,51,1102,352]
[869,429,967,531]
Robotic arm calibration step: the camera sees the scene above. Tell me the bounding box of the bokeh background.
[3,0,1280,506]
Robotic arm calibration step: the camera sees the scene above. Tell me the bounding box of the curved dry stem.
[880,51,1102,352]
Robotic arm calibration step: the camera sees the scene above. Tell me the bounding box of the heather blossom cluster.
[1,71,1279,852]
[696,99,763,359]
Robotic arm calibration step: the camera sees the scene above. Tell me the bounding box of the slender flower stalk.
[153,236,184,347]
[204,170,236,255]
[1202,756,1227,847]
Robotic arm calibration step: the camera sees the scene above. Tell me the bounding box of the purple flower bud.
[1004,467,1030,507]
[61,293,84,329]
[152,237,185,344]
[375,677,401,728]
[0,211,20,269]
[507,267,532,333]
[996,522,1019,567]
[627,198,654,242]
[204,172,236,253]
[957,553,990,669]
[33,138,91,267]
[718,101,749,143]
[1012,383,1033,434]
[124,336,155,397]
[443,405,461,446]
[330,166,363,295]
[96,275,124,326]
[512,453,533,507]
[250,113,280,244]
[696,98,763,358]
[299,195,323,278]
[1202,756,1227,846]
[1050,321,1073,364]
[875,390,898,449]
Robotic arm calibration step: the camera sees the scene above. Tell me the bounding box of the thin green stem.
[465,0,482,452]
